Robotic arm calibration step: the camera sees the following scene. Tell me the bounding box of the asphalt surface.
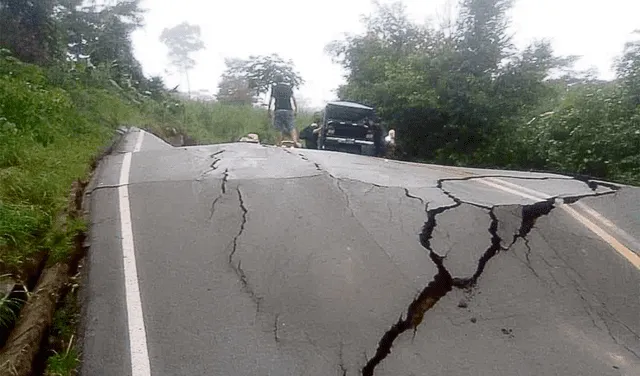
[80,129,640,376]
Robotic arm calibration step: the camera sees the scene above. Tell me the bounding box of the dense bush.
[0,55,114,270]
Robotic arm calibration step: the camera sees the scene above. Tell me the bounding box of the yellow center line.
[476,178,545,202]
[574,201,640,255]
[484,177,552,199]
[561,205,640,269]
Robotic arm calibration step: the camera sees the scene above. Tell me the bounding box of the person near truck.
[267,75,301,147]
[299,112,323,149]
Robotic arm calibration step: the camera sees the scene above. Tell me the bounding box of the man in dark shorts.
[267,76,300,147]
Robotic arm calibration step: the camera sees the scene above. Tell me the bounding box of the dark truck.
[316,101,386,157]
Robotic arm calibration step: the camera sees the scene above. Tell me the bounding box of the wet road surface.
[80,129,640,376]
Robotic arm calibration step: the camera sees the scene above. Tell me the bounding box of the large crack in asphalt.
[404,188,425,205]
[283,152,624,375]
[227,186,263,311]
[450,208,503,289]
[361,182,576,375]
[505,201,555,279]
[208,150,626,372]
[431,171,621,194]
[207,168,228,221]
[362,205,456,376]
[339,343,348,376]
[204,148,227,221]
[197,149,226,182]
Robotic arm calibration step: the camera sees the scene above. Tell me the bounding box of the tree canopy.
[160,22,205,73]
[216,58,257,106]
[159,21,205,97]
[216,54,303,105]
[327,0,639,184]
[0,0,638,186]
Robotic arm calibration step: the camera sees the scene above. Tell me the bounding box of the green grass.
[44,286,80,376]
[0,289,23,329]
[45,348,79,376]
[0,57,125,274]
[0,56,149,342]
[174,101,315,145]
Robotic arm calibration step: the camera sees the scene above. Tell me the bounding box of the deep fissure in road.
[507,201,555,279]
[452,208,503,289]
[514,201,555,245]
[362,195,560,375]
[199,150,225,182]
[404,188,425,204]
[227,186,263,310]
[227,186,247,267]
[209,151,620,374]
[362,203,457,376]
[339,343,348,376]
[221,168,229,194]
[207,168,229,220]
[284,153,573,375]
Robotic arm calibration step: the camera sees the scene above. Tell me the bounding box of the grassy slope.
[180,100,313,145]
[0,57,313,274]
[0,59,112,273]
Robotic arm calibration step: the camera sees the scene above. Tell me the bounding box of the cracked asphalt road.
[80,129,640,376]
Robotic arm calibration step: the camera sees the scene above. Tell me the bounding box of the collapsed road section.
[292,149,638,375]
[362,197,558,375]
[82,135,640,376]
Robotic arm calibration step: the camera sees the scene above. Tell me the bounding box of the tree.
[327,1,437,112]
[327,1,453,158]
[616,30,640,107]
[219,54,303,104]
[216,59,256,105]
[0,0,146,86]
[0,0,58,64]
[160,22,205,97]
[328,0,573,164]
[454,0,514,76]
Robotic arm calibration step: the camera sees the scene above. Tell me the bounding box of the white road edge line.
[118,151,152,376]
[478,176,640,270]
[133,130,145,153]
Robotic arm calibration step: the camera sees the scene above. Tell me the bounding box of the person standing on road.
[267,76,301,147]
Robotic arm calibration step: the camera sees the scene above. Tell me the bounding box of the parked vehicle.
[317,101,386,156]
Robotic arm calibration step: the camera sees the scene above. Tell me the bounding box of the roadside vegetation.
[0,0,638,374]
[328,0,640,186]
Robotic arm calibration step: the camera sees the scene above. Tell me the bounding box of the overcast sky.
[131,0,640,108]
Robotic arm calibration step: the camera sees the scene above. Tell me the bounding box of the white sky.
[131,0,640,108]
